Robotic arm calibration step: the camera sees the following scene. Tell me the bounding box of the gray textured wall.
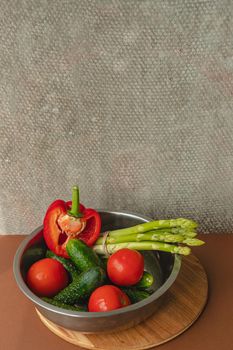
[1,1,233,234]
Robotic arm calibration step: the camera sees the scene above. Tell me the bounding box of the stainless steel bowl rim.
[13,209,181,319]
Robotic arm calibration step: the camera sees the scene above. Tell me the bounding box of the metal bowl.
[13,210,181,333]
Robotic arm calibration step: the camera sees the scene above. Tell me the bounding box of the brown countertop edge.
[1,234,233,350]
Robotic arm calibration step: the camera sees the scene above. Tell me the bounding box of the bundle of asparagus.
[93,218,205,256]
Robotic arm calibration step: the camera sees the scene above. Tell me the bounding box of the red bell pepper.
[43,186,101,258]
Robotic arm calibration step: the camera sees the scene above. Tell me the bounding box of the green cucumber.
[42,297,87,311]
[45,250,79,279]
[135,271,154,290]
[122,288,152,304]
[66,239,101,272]
[54,266,106,305]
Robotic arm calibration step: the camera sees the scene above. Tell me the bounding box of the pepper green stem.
[68,186,83,218]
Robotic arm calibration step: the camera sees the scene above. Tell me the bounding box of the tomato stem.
[68,186,83,218]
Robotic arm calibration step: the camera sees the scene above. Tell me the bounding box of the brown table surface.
[1,234,233,350]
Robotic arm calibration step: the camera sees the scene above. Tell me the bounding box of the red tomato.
[88,285,131,312]
[26,258,69,297]
[107,248,144,286]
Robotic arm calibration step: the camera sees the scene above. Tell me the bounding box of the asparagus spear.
[99,228,197,242]
[93,241,191,256]
[147,228,197,237]
[109,218,197,238]
[183,238,205,246]
[96,232,203,245]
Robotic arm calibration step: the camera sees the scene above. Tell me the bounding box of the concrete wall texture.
[1,1,233,234]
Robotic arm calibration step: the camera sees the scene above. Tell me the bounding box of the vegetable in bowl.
[43,186,101,258]
[24,185,205,313]
[26,239,156,312]
[13,210,192,332]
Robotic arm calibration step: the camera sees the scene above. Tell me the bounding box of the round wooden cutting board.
[36,254,208,350]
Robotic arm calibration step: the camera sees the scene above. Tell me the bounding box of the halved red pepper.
[43,186,101,258]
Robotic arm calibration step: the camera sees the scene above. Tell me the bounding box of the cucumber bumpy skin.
[46,250,79,279]
[122,287,153,304]
[66,239,102,272]
[54,266,106,305]
[42,297,87,311]
[135,271,154,290]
